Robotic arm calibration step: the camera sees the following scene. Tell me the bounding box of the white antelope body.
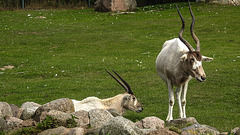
[72,70,143,115]
[156,3,213,121]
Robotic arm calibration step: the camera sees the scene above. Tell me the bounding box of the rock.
[34,98,75,121]
[167,117,198,128]
[94,0,137,12]
[99,116,144,135]
[89,109,114,129]
[39,110,72,126]
[0,102,13,118]
[181,124,220,135]
[0,117,23,133]
[146,128,179,135]
[231,127,240,134]
[237,129,240,135]
[10,104,24,119]
[22,119,37,127]
[135,116,165,129]
[21,107,38,120]
[38,126,70,135]
[231,127,240,135]
[21,101,41,109]
[68,127,85,135]
[71,110,89,128]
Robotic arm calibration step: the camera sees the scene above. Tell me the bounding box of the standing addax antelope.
[156,3,213,121]
[72,70,143,115]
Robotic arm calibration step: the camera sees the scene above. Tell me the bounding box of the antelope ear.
[180,54,188,62]
[202,56,213,62]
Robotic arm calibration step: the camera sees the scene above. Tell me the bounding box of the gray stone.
[167,117,198,128]
[68,127,85,135]
[231,127,240,135]
[135,116,165,129]
[22,119,37,127]
[38,126,70,135]
[40,110,72,126]
[21,101,41,109]
[196,0,240,6]
[0,102,12,118]
[20,107,38,120]
[89,109,114,129]
[94,0,137,12]
[99,116,144,135]
[0,117,23,133]
[181,124,220,135]
[145,128,179,135]
[34,98,75,121]
[71,110,89,128]
[10,104,25,119]
[9,104,20,117]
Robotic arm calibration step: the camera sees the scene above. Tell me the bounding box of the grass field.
[0,2,239,132]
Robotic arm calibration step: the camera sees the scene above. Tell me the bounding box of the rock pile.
[94,0,137,12]
[0,100,239,135]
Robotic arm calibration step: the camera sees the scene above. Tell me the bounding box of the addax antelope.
[156,3,213,121]
[72,70,143,115]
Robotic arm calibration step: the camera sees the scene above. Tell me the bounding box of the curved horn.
[176,5,194,52]
[189,2,200,52]
[105,69,134,95]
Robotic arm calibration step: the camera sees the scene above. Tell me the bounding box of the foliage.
[12,127,40,135]
[169,126,182,134]
[0,2,239,132]
[66,114,78,128]
[11,115,78,134]
[37,115,59,130]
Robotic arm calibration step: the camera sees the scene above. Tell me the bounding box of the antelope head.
[106,69,143,113]
[177,2,213,82]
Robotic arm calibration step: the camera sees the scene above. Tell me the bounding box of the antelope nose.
[201,76,206,81]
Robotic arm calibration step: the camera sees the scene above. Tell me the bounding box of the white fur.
[156,38,212,121]
[193,59,202,70]
[71,93,142,115]
[72,97,106,112]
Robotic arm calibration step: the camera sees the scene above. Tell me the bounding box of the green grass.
[0,2,239,132]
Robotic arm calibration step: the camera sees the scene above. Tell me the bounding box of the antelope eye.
[190,59,194,63]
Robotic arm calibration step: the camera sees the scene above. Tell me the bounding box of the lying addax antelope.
[156,3,213,121]
[72,70,143,115]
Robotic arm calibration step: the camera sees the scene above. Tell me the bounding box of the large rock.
[231,127,240,135]
[22,119,37,127]
[21,107,38,120]
[71,110,89,128]
[0,102,12,118]
[38,126,70,135]
[181,124,220,135]
[39,110,72,126]
[89,109,114,129]
[99,116,145,135]
[146,128,179,135]
[0,117,23,133]
[167,117,199,128]
[135,116,165,129]
[68,127,85,135]
[10,104,24,119]
[21,101,41,109]
[33,98,75,121]
[94,0,137,12]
